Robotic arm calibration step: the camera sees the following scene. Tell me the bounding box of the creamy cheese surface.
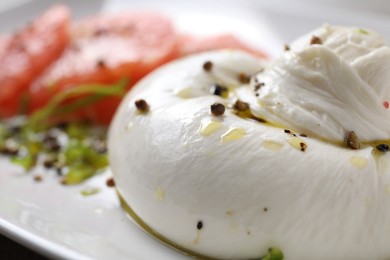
[253,25,390,142]
[109,26,390,260]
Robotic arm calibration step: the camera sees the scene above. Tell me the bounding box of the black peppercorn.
[210,103,225,116]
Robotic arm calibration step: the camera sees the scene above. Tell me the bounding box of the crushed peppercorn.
[210,84,228,98]
[238,73,251,84]
[197,221,203,230]
[135,99,149,112]
[299,142,307,152]
[43,155,58,168]
[254,82,265,91]
[106,177,116,187]
[284,44,290,51]
[43,133,61,152]
[203,61,213,72]
[34,175,43,182]
[0,141,20,156]
[56,167,64,176]
[345,131,360,150]
[210,103,225,116]
[376,144,389,152]
[310,36,322,45]
[234,100,250,111]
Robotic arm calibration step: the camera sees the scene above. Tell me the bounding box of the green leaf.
[80,187,101,196]
[18,92,30,115]
[28,78,128,131]
[11,154,36,170]
[260,248,284,260]
[62,163,96,185]
[357,28,369,35]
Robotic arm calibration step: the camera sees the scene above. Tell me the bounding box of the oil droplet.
[199,118,221,136]
[94,207,104,215]
[350,156,368,169]
[221,127,245,143]
[365,197,373,207]
[193,230,201,245]
[287,137,307,151]
[174,87,192,98]
[261,140,284,151]
[225,209,234,216]
[205,150,215,157]
[154,187,165,201]
[377,156,389,174]
[230,219,239,230]
[125,121,133,130]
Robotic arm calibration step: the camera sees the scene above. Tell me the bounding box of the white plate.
[0,1,389,259]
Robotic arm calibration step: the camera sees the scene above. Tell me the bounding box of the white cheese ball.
[109,35,390,259]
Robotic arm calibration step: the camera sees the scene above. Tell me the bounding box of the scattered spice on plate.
[106,177,116,187]
[43,133,61,152]
[34,175,43,182]
[0,118,109,184]
[0,140,20,156]
[43,155,58,168]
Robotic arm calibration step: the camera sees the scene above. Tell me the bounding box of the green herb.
[11,154,36,170]
[259,247,284,260]
[0,79,127,182]
[80,187,101,196]
[357,28,369,35]
[18,92,30,115]
[28,78,128,131]
[61,138,108,185]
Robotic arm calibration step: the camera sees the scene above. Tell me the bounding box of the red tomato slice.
[0,36,10,57]
[29,12,178,125]
[178,34,267,58]
[0,5,70,118]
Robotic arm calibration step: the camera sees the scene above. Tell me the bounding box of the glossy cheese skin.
[109,47,390,259]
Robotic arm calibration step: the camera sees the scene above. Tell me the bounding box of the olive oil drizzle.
[117,191,217,260]
[117,190,283,260]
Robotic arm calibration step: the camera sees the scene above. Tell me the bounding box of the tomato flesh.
[29,12,178,125]
[0,5,70,117]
